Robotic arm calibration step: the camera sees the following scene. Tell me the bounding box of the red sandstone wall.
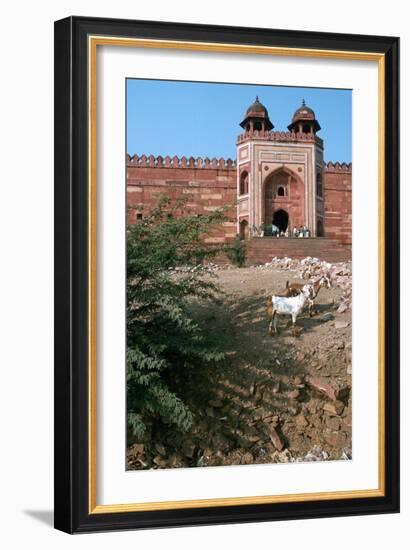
[126,155,352,246]
[323,163,352,245]
[126,155,237,244]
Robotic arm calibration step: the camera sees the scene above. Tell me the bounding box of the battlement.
[324,161,352,173]
[237,130,323,148]
[127,154,236,170]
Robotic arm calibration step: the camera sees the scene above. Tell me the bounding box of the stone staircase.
[245,237,351,265]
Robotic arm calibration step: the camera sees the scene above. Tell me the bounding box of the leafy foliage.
[127,196,229,439]
[226,234,246,267]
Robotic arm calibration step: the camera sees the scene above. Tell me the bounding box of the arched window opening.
[254,121,262,131]
[240,171,249,195]
[302,124,311,134]
[317,219,324,237]
[277,186,285,197]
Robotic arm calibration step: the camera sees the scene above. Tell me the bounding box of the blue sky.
[127,79,352,163]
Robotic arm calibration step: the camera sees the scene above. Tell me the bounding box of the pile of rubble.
[128,364,352,471]
[298,256,352,313]
[253,256,352,312]
[169,262,222,274]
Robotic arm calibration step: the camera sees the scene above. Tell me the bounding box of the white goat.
[267,285,312,335]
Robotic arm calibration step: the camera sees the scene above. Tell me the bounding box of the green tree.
[127,196,229,440]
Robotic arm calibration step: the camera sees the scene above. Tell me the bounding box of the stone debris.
[169,256,352,313]
[323,401,345,416]
[295,445,331,463]
[268,426,285,451]
[335,321,350,329]
[307,376,340,401]
[128,260,352,472]
[286,388,301,400]
[182,440,196,458]
[251,256,352,312]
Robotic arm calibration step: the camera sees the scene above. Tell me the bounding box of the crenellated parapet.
[237,130,323,148]
[324,161,352,173]
[126,154,236,170]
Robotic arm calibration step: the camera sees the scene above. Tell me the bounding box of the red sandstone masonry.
[126,155,352,246]
[127,155,237,243]
[323,162,352,245]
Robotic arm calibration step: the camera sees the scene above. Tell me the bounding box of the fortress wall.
[323,163,352,245]
[126,156,352,246]
[126,155,238,243]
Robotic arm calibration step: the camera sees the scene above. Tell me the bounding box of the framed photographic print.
[54,16,400,533]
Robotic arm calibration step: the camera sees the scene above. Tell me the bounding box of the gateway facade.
[126,98,352,247]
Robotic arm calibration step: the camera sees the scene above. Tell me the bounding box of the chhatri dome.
[240,96,274,132]
[287,99,321,133]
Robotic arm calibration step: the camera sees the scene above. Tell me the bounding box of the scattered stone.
[323,430,347,448]
[335,321,350,329]
[241,452,254,465]
[243,425,261,443]
[326,416,341,431]
[295,415,309,430]
[212,433,231,451]
[337,303,348,313]
[323,401,345,416]
[129,443,144,455]
[182,441,196,458]
[153,456,167,467]
[268,426,284,451]
[306,398,320,414]
[296,445,329,463]
[307,376,339,401]
[286,389,301,400]
[167,453,183,468]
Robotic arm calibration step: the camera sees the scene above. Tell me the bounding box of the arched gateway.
[237,98,326,238]
[263,167,304,231]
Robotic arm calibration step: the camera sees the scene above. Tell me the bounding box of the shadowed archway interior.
[272,209,289,232]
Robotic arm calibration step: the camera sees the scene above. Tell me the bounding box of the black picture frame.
[54,16,400,534]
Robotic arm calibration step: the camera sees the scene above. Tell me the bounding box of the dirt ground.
[127,264,352,470]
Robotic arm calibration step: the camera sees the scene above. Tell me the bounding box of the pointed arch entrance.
[263,166,304,230]
[273,209,289,233]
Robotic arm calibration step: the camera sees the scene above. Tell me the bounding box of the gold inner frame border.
[87,35,386,514]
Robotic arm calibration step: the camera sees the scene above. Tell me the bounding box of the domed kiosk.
[287,99,321,134]
[239,96,274,132]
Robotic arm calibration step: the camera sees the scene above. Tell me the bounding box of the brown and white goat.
[283,275,331,316]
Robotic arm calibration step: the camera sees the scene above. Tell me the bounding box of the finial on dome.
[302,99,306,106]
[256,95,259,102]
